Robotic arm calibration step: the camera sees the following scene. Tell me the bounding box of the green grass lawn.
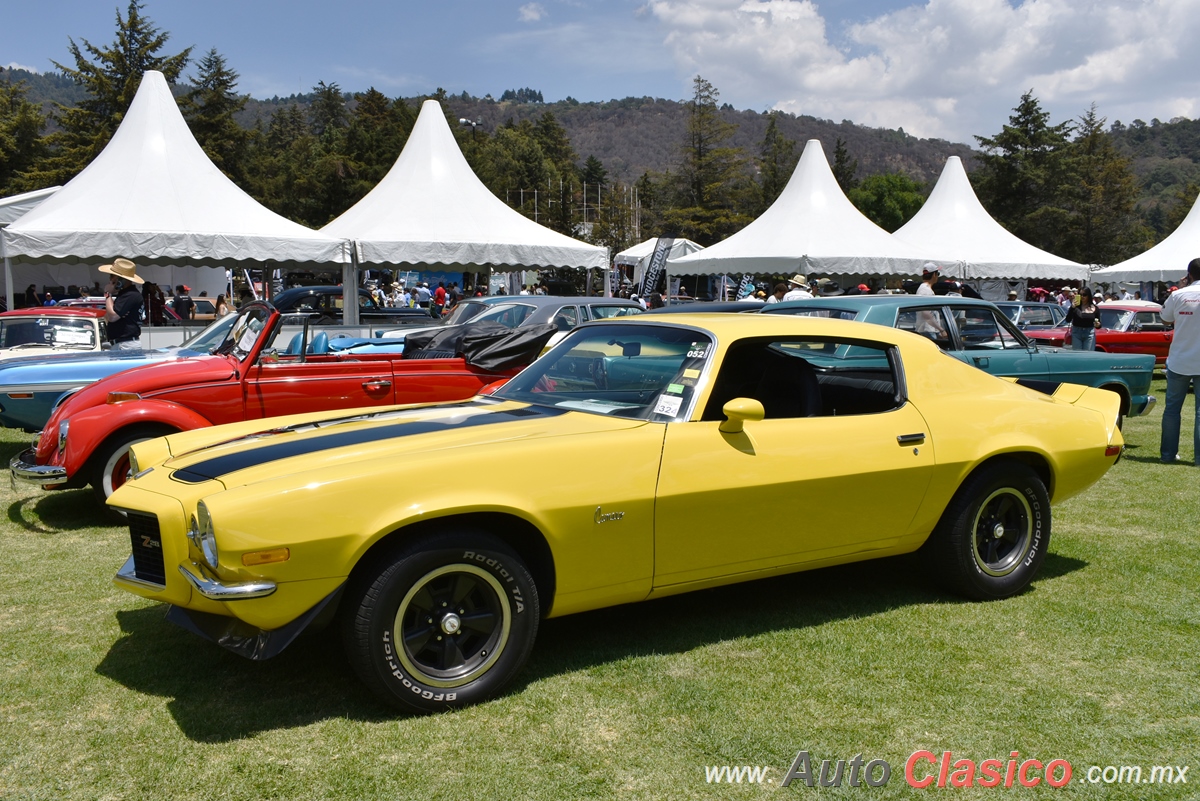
[1,382,1197,800]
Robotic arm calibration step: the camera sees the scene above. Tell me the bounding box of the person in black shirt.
[174,284,195,321]
[1065,287,1100,350]
[99,258,146,350]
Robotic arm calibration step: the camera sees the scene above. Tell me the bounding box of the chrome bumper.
[9,447,66,488]
[1135,395,1157,417]
[178,561,277,600]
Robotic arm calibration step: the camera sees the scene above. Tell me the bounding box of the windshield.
[494,323,713,422]
[179,313,240,353]
[213,304,272,361]
[441,301,489,326]
[1099,309,1132,331]
[0,316,98,350]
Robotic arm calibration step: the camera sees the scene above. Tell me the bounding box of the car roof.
[645,301,764,314]
[771,294,999,311]
[464,295,639,307]
[0,307,106,319]
[1098,301,1163,311]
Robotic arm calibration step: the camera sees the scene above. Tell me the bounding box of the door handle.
[897,433,926,445]
[972,356,989,367]
[361,380,392,391]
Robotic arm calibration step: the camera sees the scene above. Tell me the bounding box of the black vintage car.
[270,286,431,325]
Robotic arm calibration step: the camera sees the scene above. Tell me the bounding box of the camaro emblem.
[141,535,160,549]
[594,506,625,524]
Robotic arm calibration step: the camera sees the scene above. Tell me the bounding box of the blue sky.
[5,1,1199,143]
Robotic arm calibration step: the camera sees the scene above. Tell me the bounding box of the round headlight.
[57,420,70,452]
[196,501,219,569]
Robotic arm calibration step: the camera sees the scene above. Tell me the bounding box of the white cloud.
[644,0,1200,142]
[5,61,40,73]
[519,3,547,22]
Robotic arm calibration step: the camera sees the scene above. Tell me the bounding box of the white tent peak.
[323,99,606,269]
[893,156,1085,280]
[1092,191,1200,284]
[2,70,347,266]
[669,139,932,275]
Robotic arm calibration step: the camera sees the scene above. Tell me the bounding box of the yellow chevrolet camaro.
[111,314,1123,712]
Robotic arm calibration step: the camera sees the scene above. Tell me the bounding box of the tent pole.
[1,233,12,311]
[344,246,360,327]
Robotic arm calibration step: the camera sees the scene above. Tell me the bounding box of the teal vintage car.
[765,296,1155,420]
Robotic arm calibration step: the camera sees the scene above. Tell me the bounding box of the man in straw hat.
[782,273,813,301]
[99,258,145,350]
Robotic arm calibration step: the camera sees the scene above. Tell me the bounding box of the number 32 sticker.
[654,395,683,417]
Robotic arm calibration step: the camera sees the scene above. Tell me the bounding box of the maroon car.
[11,302,551,506]
[1024,302,1173,364]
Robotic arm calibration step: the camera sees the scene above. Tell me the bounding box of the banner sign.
[639,236,674,298]
[736,274,756,300]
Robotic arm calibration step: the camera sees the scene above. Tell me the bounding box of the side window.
[552,306,579,331]
[702,337,901,421]
[955,308,1023,349]
[589,305,641,319]
[1021,307,1052,326]
[896,308,952,350]
[1136,311,1166,331]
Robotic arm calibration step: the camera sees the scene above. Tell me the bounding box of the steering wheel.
[592,357,608,390]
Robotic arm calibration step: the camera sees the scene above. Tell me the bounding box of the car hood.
[57,354,237,412]
[0,345,210,388]
[155,399,647,491]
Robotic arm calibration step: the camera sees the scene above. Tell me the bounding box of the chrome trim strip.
[178,561,277,600]
[9,448,67,486]
[113,554,166,591]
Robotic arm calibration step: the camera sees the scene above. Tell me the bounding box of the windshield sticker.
[653,395,683,418]
[53,329,93,345]
[682,368,700,379]
[666,383,685,395]
[686,344,708,359]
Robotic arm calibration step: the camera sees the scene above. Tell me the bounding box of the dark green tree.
[23,0,191,186]
[663,75,752,244]
[757,111,797,213]
[533,111,577,177]
[581,155,606,186]
[832,137,858,193]
[1059,104,1152,265]
[973,90,1074,251]
[309,81,349,141]
[343,89,415,194]
[0,79,49,193]
[181,48,247,181]
[848,172,926,232]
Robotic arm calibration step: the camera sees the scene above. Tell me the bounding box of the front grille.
[128,512,166,586]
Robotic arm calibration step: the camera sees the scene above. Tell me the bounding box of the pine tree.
[23,0,191,186]
[0,79,49,193]
[757,111,797,213]
[181,49,248,181]
[309,81,349,141]
[1059,105,1152,265]
[973,91,1074,252]
[832,137,858,193]
[581,155,606,186]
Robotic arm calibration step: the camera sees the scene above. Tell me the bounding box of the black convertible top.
[404,322,558,372]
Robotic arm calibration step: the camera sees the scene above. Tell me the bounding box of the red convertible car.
[11,302,552,506]
[1024,302,1173,364]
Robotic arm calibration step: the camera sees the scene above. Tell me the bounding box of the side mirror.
[479,379,507,396]
[260,349,279,364]
[719,397,765,434]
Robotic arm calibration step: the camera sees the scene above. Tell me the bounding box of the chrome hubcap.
[440,612,462,635]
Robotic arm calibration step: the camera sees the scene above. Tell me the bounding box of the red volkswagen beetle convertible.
[11,301,552,506]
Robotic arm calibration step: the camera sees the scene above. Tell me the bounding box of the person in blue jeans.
[1160,258,1200,464]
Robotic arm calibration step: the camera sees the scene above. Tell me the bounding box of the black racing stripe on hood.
[171,405,566,484]
[1015,378,1063,396]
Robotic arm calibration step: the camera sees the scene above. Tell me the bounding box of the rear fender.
[62,399,214,477]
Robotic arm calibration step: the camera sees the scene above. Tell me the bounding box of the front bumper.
[9,447,65,488]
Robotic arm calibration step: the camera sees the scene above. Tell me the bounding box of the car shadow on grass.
[6,488,110,533]
[518,551,1088,689]
[95,604,389,742]
[93,551,1086,737]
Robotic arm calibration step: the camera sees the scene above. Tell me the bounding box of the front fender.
[62,399,215,478]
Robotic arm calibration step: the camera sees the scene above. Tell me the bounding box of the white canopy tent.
[1091,192,1200,284]
[323,100,607,273]
[0,186,60,227]
[892,156,1088,283]
[615,237,704,284]
[0,71,350,310]
[668,139,933,277]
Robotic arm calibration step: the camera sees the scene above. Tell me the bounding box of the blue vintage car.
[764,295,1155,420]
[0,314,237,432]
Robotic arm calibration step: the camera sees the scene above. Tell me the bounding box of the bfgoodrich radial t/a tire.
[925,460,1051,600]
[343,530,540,713]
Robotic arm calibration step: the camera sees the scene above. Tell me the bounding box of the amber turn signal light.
[106,392,142,404]
[242,548,290,566]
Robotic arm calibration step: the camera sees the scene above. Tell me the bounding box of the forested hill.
[5,66,970,184]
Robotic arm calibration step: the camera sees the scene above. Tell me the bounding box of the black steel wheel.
[343,530,539,713]
[923,460,1050,600]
